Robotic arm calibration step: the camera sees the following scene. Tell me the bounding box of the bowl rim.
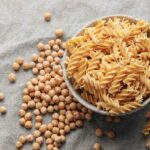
[62,15,150,116]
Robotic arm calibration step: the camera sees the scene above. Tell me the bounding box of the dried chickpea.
[33,130,41,138]
[44,12,52,22]
[8,73,16,83]
[64,125,70,133]
[95,128,103,137]
[47,123,53,130]
[105,116,113,122]
[58,122,65,130]
[53,45,59,51]
[52,113,59,120]
[16,141,22,149]
[12,62,20,71]
[70,122,76,130]
[32,54,38,62]
[146,112,150,118]
[28,101,35,109]
[39,124,47,133]
[40,106,47,115]
[25,112,32,120]
[61,42,66,49]
[54,57,60,64]
[47,106,54,113]
[51,51,58,57]
[35,122,42,129]
[19,117,26,126]
[58,49,64,57]
[58,115,65,122]
[25,121,32,129]
[44,44,50,50]
[36,136,44,145]
[93,143,101,150]
[22,62,31,70]
[32,142,40,150]
[107,131,115,138]
[26,134,34,142]
[46,138,53,144]
[19,135,26,144]
[0,106,7,114]
[55,28,64,37]
[18,109,26,117]
[16,57,24,65]
[37,42,44,51]
[51,134,58,141]
[85,113,92,121]
[114,117,121,123]
[23,95,31,103]
[58,102,65,110]
[52,127,59,134]
[35,115,43,122]
[44,130,52,138]
[0,92,4,101]
[59,129,65,135]
[52,120,59,127]
[76,120,83,127]
[47,144,53,150]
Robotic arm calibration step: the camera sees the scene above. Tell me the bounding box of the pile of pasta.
[65,17,150,115]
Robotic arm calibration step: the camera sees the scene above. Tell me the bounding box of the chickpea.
[25,112,32,120]
[22,62,31,70]
[8,73,16,83]
[95,128,103,137]
[39,124,47,133]
[18,109,26,117]
[53,45,59,51]
[44,12,52,22]
[32,54,38,62]
[44,44,50,50]
[28,101,35,109]
[44,130,52,138]
[35,115,43,122]
[64,125,70,133]
[16,57,24,65]
[25,121,32,129]
[93,143,101,150]
[113,117,121,123]
[0,92,5,101]
[35,122,42,129]
[37,42,44,51]
[55,28,64,37]
[36,136,44,145]
[76,120,83,127]
[12,62,20,71]
[32,142,40,150]
[19,135,26,144]
[106,131,115,138]
[33,130,41,138]
[0,106,7,114]
[26,134,34,142]
[105,116,113,122]
[16,141,22,149]
[19,117,26,126]
[47,106,54,113]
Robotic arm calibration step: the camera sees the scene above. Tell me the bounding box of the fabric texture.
[0,0,150,150]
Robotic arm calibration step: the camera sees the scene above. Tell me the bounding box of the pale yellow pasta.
[66,17,150,115]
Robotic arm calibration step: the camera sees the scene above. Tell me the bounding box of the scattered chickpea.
[22,62,31,70]
[55,28,64,37]
[16,141,22,149]
[95,128,103,137]
[25,121,32,129]
[36,136,44,145]
[44,12,52,22]
[18,109,26,117]
[16,57,24,65]
[106,131,115,138]
[53,45,59,51]
[93,143,101,150]
[19,135,26,144]
[37,42,44,51]
[113,117,121,123]
[24,112,32,120]
[85,113,92,121]
[32,142,40,150]
[8,73,16,83]
[0,106,7,114]
[39,124,47,133]
[12,62,20,71]
[19,117,26,126]
[33,130,41,138]
[105,116,113,122]
[26,134,34,142]
[0,92,5,101]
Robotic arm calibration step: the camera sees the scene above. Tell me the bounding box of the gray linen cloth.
[0,0,150,150]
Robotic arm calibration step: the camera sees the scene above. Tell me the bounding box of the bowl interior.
[62,15,150,116]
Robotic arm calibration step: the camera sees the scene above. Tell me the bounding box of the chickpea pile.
[16,38,92,150]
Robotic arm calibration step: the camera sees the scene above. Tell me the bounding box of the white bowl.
[62,15,150,116]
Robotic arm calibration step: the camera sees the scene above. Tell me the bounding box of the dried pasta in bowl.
[64,16,150,115]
